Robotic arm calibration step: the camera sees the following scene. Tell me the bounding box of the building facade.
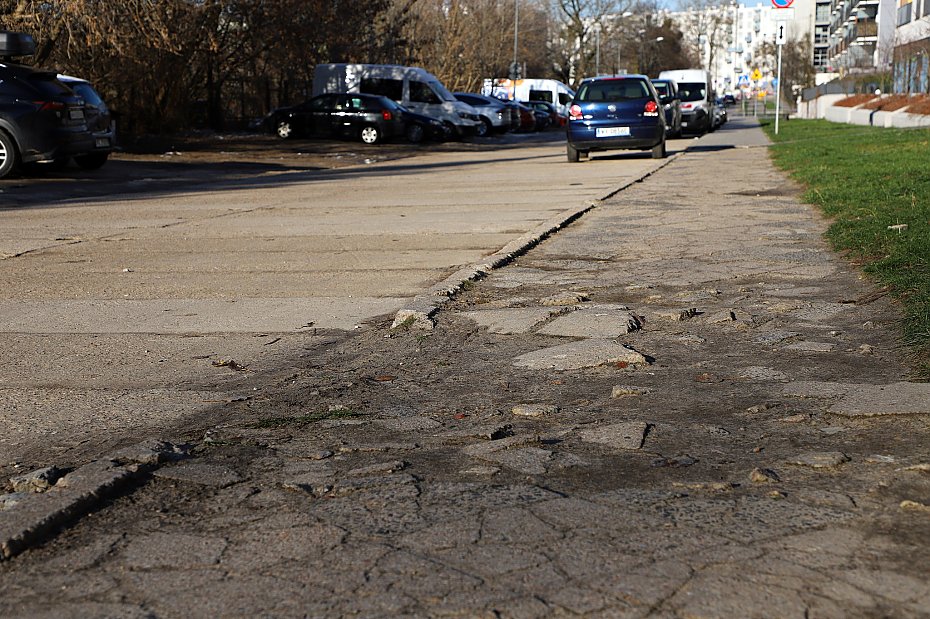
[892,0,930,92]
[825,0,897,74]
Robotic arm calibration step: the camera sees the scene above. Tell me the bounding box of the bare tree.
[674,0,731,81]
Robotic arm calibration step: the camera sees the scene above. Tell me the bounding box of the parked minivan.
[313,64,480,138]
[657,69,714,135]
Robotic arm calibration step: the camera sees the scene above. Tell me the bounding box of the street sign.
[775,22,787,45]
[771,0,793,7]
[750,68,763,81]
[737,74,750,86]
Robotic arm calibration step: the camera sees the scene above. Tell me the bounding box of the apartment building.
[825,0,897,74]
[893,0,930,92]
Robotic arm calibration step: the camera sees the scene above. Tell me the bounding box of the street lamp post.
[511,0,519,99]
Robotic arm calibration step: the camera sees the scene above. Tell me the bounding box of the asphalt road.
[0,131,688,471]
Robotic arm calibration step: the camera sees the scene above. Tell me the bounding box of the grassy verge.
[762,119,930,375]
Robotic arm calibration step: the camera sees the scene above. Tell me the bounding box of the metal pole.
[775,43,783,134]
[512,0,519,100]
[596,28,600,75]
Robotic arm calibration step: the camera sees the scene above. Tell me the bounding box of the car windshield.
[678,82,706,102]
[576,79,650,102]
[428,79,456,102]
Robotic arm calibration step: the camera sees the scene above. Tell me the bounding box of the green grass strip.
[762,119,930,375]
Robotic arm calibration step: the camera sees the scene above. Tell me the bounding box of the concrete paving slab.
[459,307,562,334]
[536,304,641,337]
[513,339,649,370]
[829,382,930,417]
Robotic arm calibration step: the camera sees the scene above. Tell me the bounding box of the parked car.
[512,102,541,132]
[712,97,728,129]
[396,103,450,143]
[650,78,682,138]
[452,93,510,136]
[57,74,115,169]
[722,93,736,106]
[268,93,412,144]
[0,32,93,179]
[658,69,713,135]
[313,64,481,138]
[565,74,666,162]
[525,100,565,128]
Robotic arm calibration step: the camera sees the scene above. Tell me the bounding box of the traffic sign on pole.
[775,22,787,45]
[771,0,793,8]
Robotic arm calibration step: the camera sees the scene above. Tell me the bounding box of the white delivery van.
[481,78,575,115]
[657,69,714,135]
[313,64,480,137]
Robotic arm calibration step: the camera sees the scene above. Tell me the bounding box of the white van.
[313,64,480,137]
[657,69,714,135]
[481,78,575,115]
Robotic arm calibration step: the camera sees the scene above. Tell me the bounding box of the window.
[558,92,573,106]
[409,80,441,104]
[360,77,403,101]
[677,82,707,102]
[528,89,553,103]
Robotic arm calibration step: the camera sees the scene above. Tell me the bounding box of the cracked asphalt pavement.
[2,120,930,618]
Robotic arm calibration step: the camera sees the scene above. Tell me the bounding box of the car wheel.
[406,123,425,144]
[566,143,580,163]
[651,138,666,159]
[276,120,293,139]
[360,125,381,145]
[74,152,109,170]
[0,130,19,179]
[476,117,492,138]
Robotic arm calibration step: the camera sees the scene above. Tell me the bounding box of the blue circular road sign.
[771,0,794,7]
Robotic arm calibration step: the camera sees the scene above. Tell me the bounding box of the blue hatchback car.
[565,75,666,162]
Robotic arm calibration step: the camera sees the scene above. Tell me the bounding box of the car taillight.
[644,100,658,114]
[569,104,583,120]
[382,110,393,121]
[36,101,66,112]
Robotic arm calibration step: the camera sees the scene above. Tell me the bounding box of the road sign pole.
[775,42,783,135]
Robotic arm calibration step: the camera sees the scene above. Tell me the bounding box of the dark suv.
[0,32,93,178]
[565,75,666,162]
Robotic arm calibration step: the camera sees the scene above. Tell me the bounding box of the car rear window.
[652,82,670,97]
[576,79,650,102]
[678,82,707,102]
[68,82,104,106]
[26,72,74,98]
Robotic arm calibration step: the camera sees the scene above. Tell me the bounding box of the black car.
[650,78,682,139]
[392,102,449,143]
[0,32,93,179]
[58,75,115,169]
[270,92,419,145]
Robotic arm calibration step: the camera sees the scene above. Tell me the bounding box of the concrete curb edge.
[391,151,685,329]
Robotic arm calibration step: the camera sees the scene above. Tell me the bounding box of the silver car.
[453,93,511,137]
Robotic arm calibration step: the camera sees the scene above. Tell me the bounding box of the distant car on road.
[566,74,666,162]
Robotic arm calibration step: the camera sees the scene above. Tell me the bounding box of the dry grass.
[864,94,912,111]
[834,94,877,107]
[906,95,930,115]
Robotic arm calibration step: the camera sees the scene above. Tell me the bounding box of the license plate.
[596,126,630,138]
[69,109,84,120]
[681,121,689,127]
[95,137,110,148]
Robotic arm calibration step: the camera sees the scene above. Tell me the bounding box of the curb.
[0,440,188,561]
[391,151,685,329]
